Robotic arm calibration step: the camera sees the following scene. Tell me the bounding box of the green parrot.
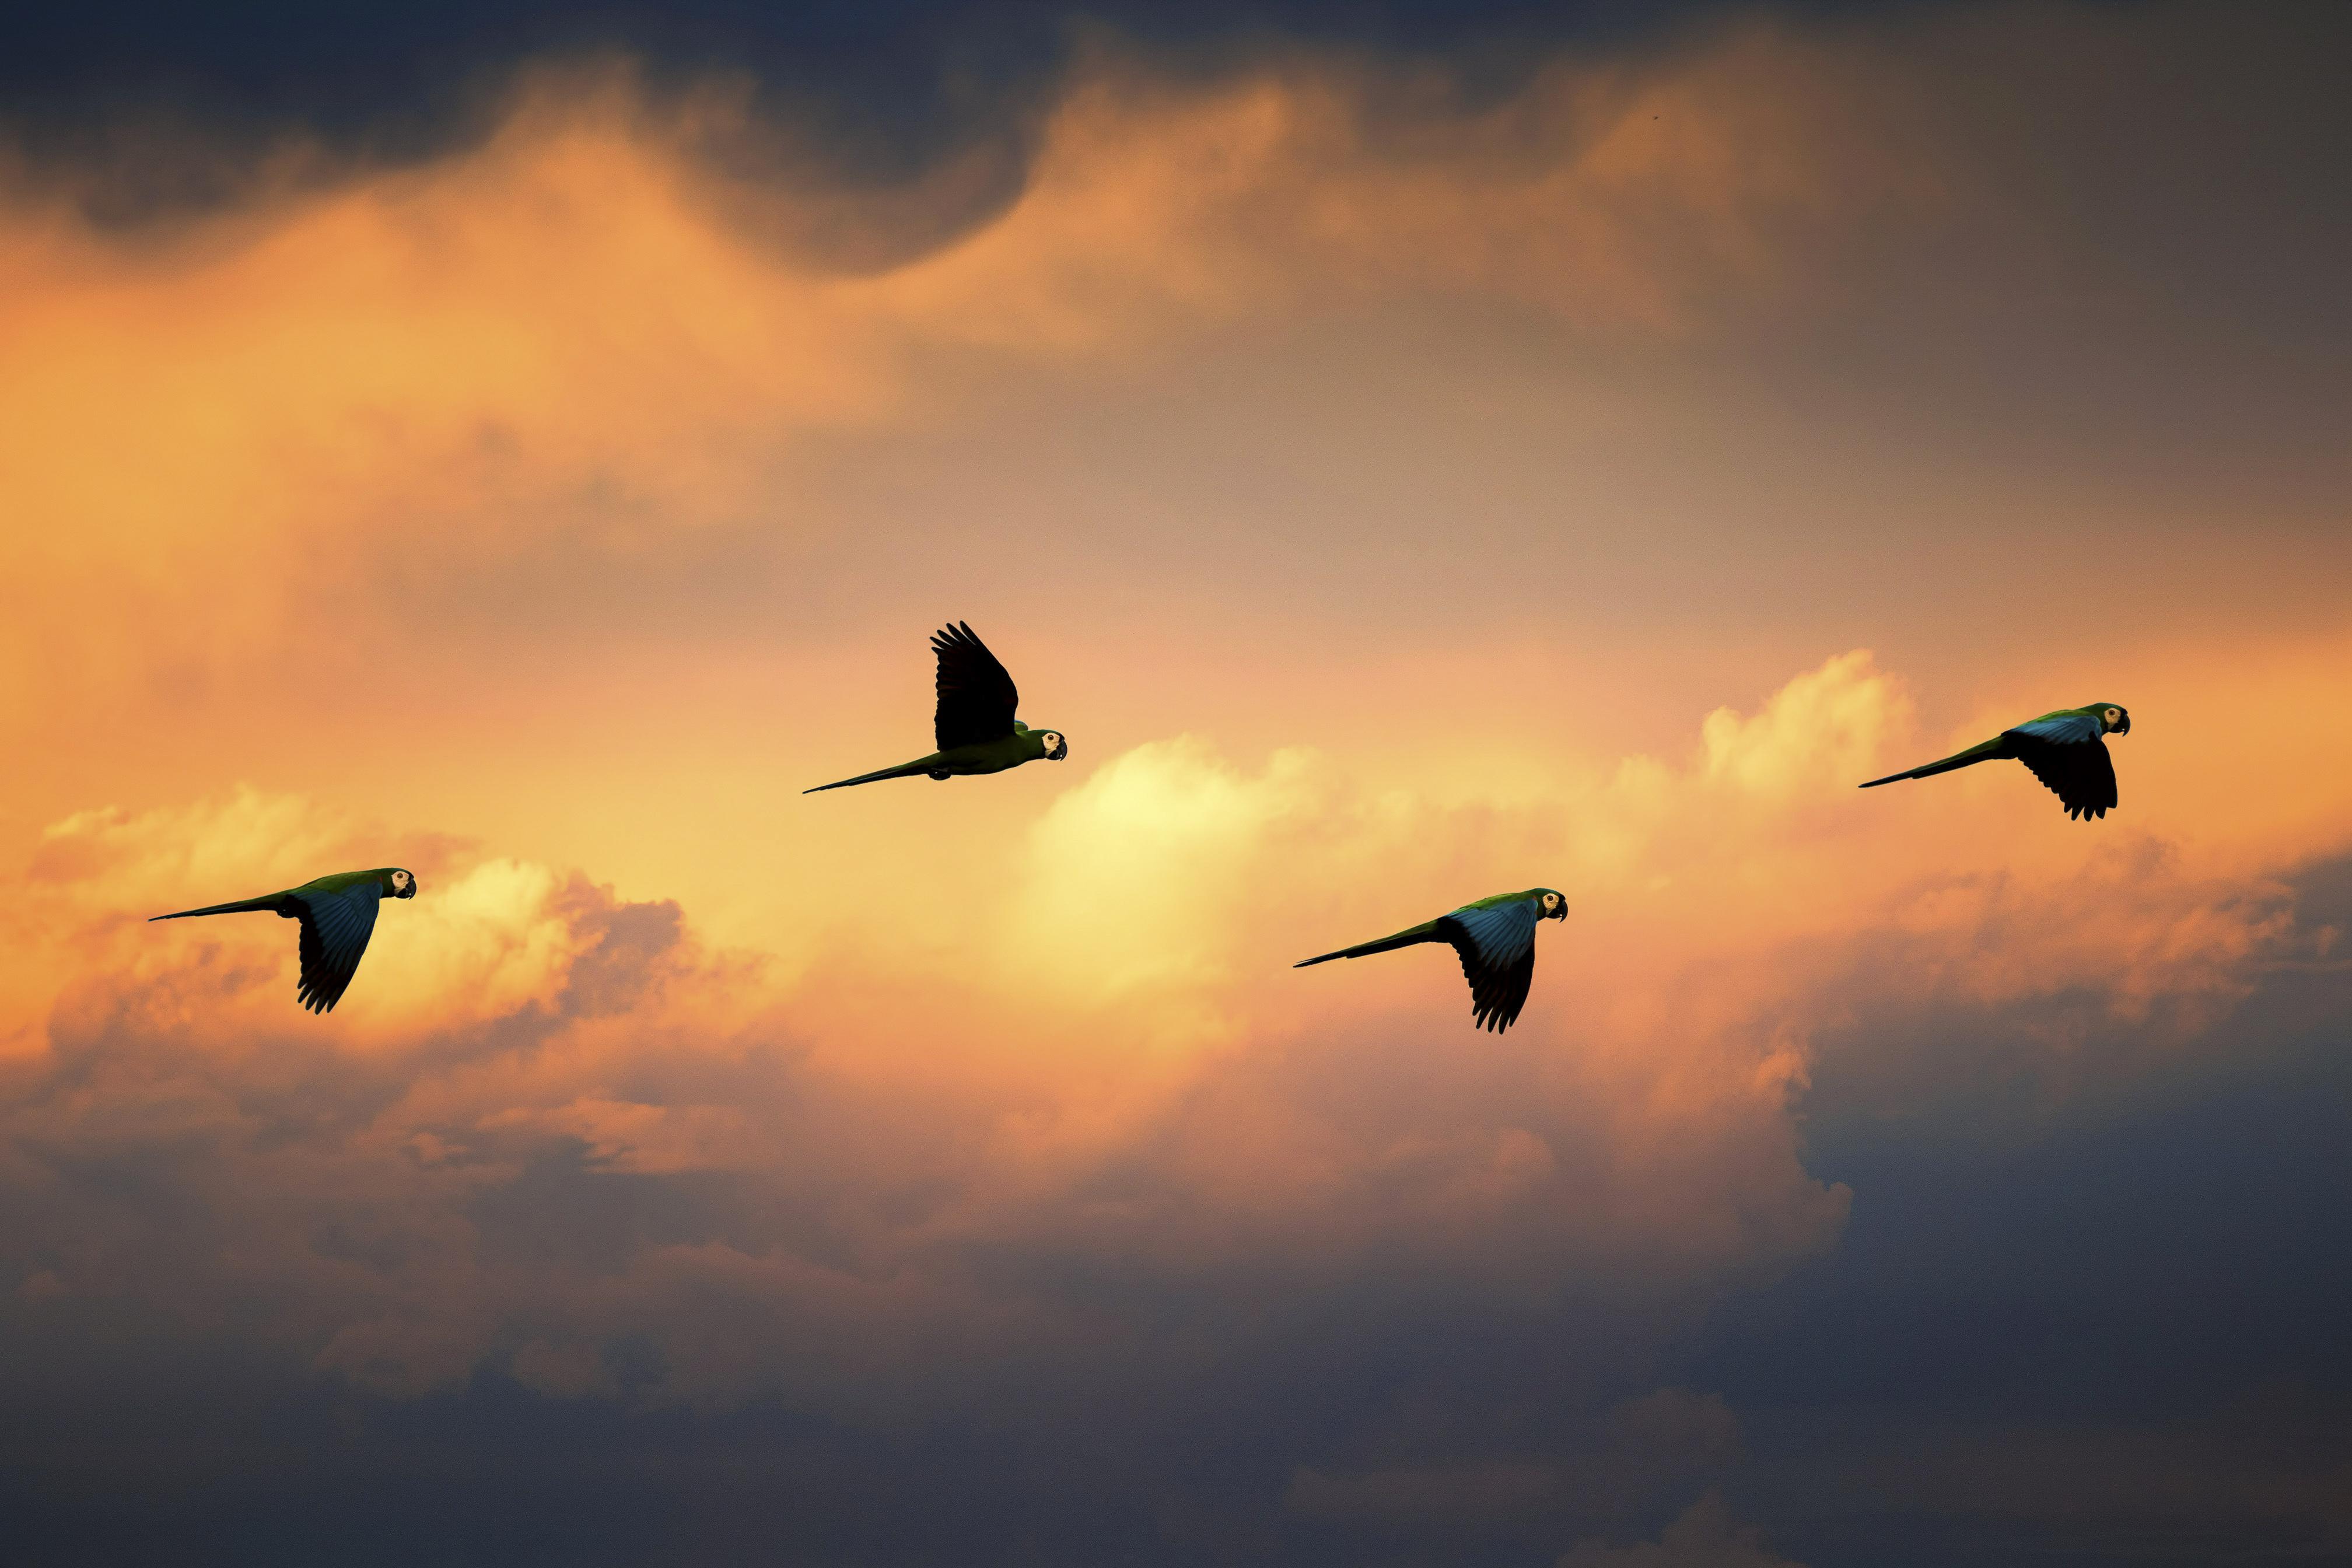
[1295,888,1569,1033]
[150,867,418,1013]
[1860,702,2132,820]
[805,621,1068,793]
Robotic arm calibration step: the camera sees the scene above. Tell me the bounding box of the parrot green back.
[152,867,408,923]
[290,869,401,898]
[1457,889,1551,913]
[940,730,1052,772]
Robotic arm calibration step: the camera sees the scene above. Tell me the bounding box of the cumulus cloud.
[1005,737,1325,1006]
[2,634,2313,1437]
[0,669,2338,1568]
[1699,650,1908,801]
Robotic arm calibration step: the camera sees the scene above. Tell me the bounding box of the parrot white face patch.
[391,870,412,893]
[2103,707,2121,727]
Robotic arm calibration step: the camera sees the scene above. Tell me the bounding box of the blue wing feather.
[1441,899,1544,1032]
[1447,900,1540,968]
[2010,710,2102,746]
[295,882,383,1013]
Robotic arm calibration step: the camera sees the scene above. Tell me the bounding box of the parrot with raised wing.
[1296,888,1569,1033]
[805,621,1068,793]
[150,867,418,1013]
[1860,703,2132,820]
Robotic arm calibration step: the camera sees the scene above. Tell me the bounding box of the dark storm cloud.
[0,0,1951,228]
[1689,853,2352,1564]
[0,0,1887,135]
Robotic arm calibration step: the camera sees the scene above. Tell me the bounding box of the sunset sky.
[3,2,2348,1563]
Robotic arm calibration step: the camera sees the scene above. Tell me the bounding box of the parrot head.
[1537,888,1568,921]
[390,869,418,900]
[1038,730,1069,761]
[2094,704,2131,736]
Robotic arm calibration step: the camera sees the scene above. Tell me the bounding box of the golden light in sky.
[3,3,2349,1562]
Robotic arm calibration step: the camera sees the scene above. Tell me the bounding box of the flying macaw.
[150,867,418,1013]
[805,621,1068,793]
[1860,702,2132,820]
[1295,888,1569,1033]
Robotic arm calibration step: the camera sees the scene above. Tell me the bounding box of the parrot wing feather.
[294,881,384,1013]
[2010,710,2105,746]
[1441,900,1542,1033]
[932,622,1020,750]
[2008,732,2118,820]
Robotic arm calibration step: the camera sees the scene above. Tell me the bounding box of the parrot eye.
[2104,708,2120,724]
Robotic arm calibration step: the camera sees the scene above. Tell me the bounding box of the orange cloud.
[4,631,2331,1412]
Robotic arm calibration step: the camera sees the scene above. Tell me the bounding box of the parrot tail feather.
[1859,738,2007,789]
[804,761,935,793]
[1294,926,1446,967]
[150,895,284,921]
